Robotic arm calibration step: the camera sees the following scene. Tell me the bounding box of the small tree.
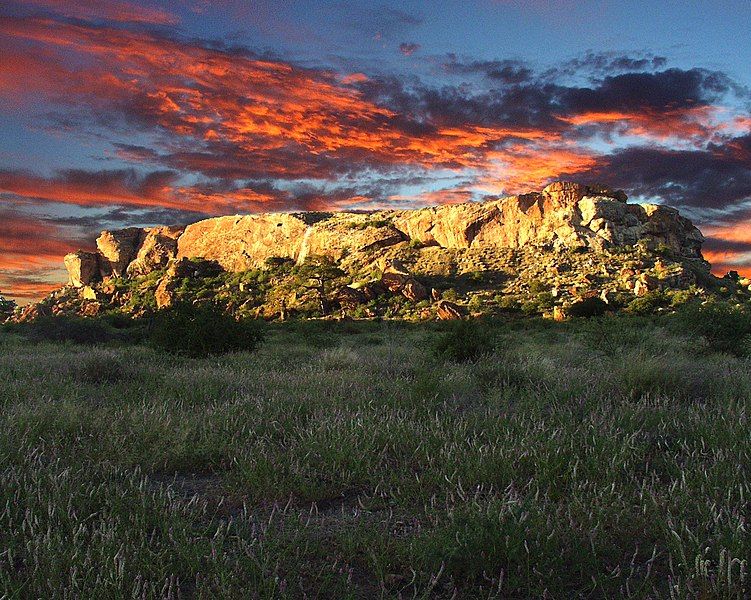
[294,256,346,316]
[0,292,17,320]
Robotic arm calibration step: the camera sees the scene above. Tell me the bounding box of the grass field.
[1,316,749,598]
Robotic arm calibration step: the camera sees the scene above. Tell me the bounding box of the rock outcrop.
[97,228,143,276]
[63,251,101,288]
[47,181,721,322]
[176,214,315,271]
[127,226,183,277]
[64,181,707,286]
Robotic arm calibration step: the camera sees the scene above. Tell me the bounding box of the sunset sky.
[1,0,751,302]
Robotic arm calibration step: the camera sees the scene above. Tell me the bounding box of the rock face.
[127,226,183,277]
[177,214,313,271]
[66,181,706,283]
[64,251,101,287]
[52,181,715,321]
[97,228,143,276]
[390,183,704,257]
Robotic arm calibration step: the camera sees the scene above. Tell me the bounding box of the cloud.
[399,42,420,56]
[550,51,668,78]
[441,56,534,83]
[342,5,422,39]
[0,211,81,301]
[0,168,183,209]
[561,137,751,211]
[2,7,751,297]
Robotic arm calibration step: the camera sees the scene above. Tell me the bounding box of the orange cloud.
[557,105,723,144]
[0,212,81,302]
[1,11,748,302]
[0,14,581,182]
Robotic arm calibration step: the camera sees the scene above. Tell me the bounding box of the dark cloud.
[341,5,422,39]
[441,56,534,84]
[564,137,751,210]
[399,42,420,56]
[0,168,181,208]
[558,68,735,114]
[704,236,751,254]
[549,51,668,78]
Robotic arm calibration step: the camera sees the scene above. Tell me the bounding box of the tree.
[0,292,17,320]
[294,256,345,316]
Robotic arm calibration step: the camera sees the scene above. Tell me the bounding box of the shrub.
[433,319,493,362]
[667,288,694,307]
[626,290,669,315]
[467,295,484,311]
[71,354,129,384]
[149,303,265,358]
[528,280,549,295]
[521,292,555,316]
[495,294,520,311]
[567,297,608,318]
[15,315,124,345]
[673,301,751,356]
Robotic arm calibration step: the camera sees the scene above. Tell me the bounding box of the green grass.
[1,316,749,598]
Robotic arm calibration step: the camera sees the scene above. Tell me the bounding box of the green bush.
[13,315,125,345]
[673,301,751,356]
[495,294,520,311]
[433,319,493,362]
[467,295,484,311]
[626,290,669,315]
[528,280,549,295]
[521,292,555,315]
[567,297,608,318]
[149,303,265,358]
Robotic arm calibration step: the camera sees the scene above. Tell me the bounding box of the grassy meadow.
[1,315,750,598]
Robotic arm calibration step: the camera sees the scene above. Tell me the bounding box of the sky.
[1,0,751,303]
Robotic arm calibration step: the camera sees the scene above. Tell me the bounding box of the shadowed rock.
[64,251,101,287]
[97,228,143,276]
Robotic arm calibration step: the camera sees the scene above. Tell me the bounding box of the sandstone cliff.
[64,181,705,285]
[45,181,727,322]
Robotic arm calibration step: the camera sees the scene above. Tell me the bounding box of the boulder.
[402,279,428,302]
[155,277,174,309]
[127,226,182,277]
[639,204,705,258]
[379,259,428,301]
[80,286,98,301]
[178,214,311,271]
[361,282,386,301]
[381,259,412,293]
[336,286,367,309]
[17,302,51,322]
[97,228,143,276]
[436,300,463,320]
[64,251,101,288]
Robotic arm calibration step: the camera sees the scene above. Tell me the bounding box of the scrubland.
[1,314,749,598]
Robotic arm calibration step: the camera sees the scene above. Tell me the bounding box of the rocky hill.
[17,181,746,322]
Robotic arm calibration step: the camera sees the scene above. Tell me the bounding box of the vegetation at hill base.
[1,305,750,598]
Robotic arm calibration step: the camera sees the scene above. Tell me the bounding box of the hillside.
[17,181,748,322]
